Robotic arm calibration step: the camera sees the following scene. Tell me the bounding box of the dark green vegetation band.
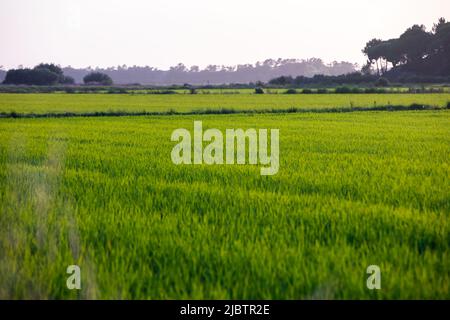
[0,104,446,119]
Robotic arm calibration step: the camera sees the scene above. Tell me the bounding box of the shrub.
[254,87,264,94]
[284,89,298,94]
[107,88,127,94]
[364,88,377,93]
[302,88,313,94]
[268,76,294,85]
[160,90,177,94]
[83,72,113,85]
[317,88,328,94]
[146,90,177,95]
[335,86,352,94]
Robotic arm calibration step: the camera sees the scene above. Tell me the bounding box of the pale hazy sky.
[0,0,448,70]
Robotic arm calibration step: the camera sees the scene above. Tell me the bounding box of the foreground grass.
[0,93,449,115]
[0,111,449,299]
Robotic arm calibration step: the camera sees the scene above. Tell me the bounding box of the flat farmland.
[0,110,448,299]
[0,93,449,115]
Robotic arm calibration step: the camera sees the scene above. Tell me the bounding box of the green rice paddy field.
[0,93,449,299]
[0,93,449,114]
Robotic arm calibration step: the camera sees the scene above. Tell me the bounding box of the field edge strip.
[0,103,447,119]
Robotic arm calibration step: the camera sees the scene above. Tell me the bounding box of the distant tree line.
[362,18,450,77]
[269,73,379,86]
[0,59,355,85]
[2,17,448,87]
[268,72,450,87]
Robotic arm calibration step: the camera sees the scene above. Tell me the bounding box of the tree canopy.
[362,18,450,77]
[3,63,74,85]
